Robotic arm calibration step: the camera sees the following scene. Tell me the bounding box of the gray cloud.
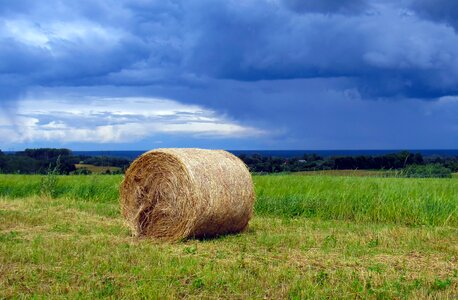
[282,0,369,15]
[1,0,458,149]
[2,0,458,100]
[411,0,458,31]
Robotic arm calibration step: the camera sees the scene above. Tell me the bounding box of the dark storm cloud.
[282,0,369,15]
[1,0,458,149]
[411,0,458,31]
[0,0,180,92]
[2,0,458,100]
[178,1,371,81]
[181,1,458,99]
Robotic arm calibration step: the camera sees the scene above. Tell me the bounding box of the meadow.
[75,164,122,174]
[0,174,457,298]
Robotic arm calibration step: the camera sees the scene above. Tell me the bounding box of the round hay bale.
[120,148,255,241]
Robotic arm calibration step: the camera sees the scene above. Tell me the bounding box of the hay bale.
[120,148,255,241]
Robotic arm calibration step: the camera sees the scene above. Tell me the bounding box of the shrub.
[402,164,452,178]
[40,156,60,197]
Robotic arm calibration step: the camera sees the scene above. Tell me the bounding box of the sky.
[0,0,457,150]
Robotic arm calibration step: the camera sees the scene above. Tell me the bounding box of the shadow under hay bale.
[120,148,255,241]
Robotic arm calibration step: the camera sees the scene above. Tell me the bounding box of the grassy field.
[75,164,121,174]
[295,170,398,177]
[0,174,457,298]
[1,174,456,226]
[255,175,458,226]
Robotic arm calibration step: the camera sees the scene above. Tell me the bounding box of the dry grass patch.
[75,164,121,174]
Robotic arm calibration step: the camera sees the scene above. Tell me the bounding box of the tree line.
[0,148,456,177]
[0,148,130,174]
[238,151,457,177]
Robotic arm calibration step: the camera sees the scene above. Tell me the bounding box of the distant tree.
[413,153,424,164]
[0,151,5,172]
[333,156,357,169]
[82,156,130,169]
[3,155,41,174]
[403,164,452,178]
[18,148,72,160]
[228,152,452,174]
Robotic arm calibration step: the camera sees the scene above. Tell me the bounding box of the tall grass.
[0,174,456,226]
[255,175,458,226]
[0,175,121,202]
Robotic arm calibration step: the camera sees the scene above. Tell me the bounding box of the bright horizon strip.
[0,97,265,146]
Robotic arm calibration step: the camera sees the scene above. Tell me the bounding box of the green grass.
[0,174,456,226]
[296,169,398,177]
[255,175,458,226]
[0,174,120,203]
[1,196,457,299]
[0,174,457,298]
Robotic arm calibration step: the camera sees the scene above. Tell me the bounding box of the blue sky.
[0,0,457,150]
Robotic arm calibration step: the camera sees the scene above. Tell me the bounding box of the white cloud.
[0,97,264,145]
[3,20,50,48]
[2,19,123,50]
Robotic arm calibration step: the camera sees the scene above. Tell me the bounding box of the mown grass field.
[75,164,121,174]
[0,174,457,299]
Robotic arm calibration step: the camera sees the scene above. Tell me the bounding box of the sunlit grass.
[0,174,120,202]
[1,195,457,299]
[254,175,458,226]
[295,169,398,177]
[1,174,456,226]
